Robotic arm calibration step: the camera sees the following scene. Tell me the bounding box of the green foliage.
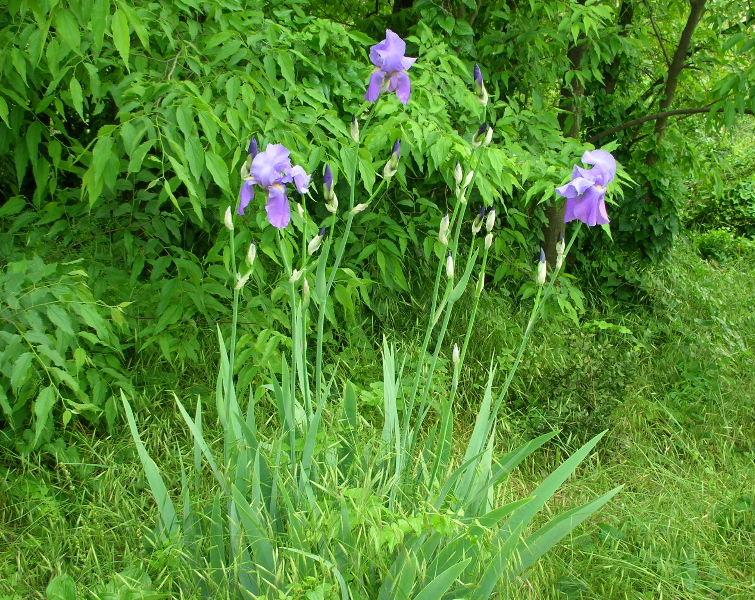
[0,257,131,451]
[688,178,755,238]
[694,228,755,262]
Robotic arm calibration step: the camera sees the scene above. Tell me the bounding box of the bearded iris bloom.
[366,30,416,105]
[238,143,311,229]
[556,149,617,227]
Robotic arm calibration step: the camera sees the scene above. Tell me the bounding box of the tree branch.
[654,0,707,140]
[642,0,671,67]
[591,106,711,141]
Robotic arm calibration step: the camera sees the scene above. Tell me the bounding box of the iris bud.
[463,170,475,188]
[308,235,322,256]
[555,235,566,271]
[485,209,496,233]
[454,163,463,185]
[446,254,455,279]
[246,242,257,266]
[536,248,547,285]
[224,206,234,231]
[439,214,450,246]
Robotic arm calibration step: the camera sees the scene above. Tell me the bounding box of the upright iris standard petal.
[266,184,291,229]
[366,30,416,105]
[238,180,255,215]
[556,148,617,227]
[369,29,406,71]
[290,165,311,194]
[582,149,617,185]
[252,144,292,188]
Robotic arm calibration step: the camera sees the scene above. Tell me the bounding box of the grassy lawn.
[2,241,753,598]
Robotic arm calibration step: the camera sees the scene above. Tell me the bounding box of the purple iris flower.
[238,143,311,229]
[556,149,617,227]
[366,30,416,105]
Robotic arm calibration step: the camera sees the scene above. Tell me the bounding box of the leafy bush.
[0,256,131,452]
[694,228,755,262]
[687,178,755,239]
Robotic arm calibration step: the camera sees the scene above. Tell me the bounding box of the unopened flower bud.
[307,235,322,255]
[383,140,401,181]
[439,214,450,246]
[452,343,460,366]
[323,164,334,199]
[536,248,547,285]
[472,216,483,236]
[351,203,369,215]
[474,64,489,106]
[246,242,257,266]
[289,269,303,284]
[235,271,251,290]
[463,170,475,188]
[325,193,339,214]
[484,232,493,249]
[485,209,496,233]
[555,235,566,271]
[296,203,305,219]
[351,119,360,143]
[302,278,310,304]
[248,137,259,158]
[474,123,492,148]
[224,206,234,231]
[446,254,455,279]
[454,163,463,185]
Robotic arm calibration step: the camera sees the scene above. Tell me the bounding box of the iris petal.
[266,185,291,229]
[238,180,255,215]
[366,69,386,102]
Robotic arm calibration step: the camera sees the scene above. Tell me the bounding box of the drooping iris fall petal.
[238,180,255,215]
[266,184,291,229]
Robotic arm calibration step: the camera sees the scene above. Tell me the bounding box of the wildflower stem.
[278,234,302,416]
[227,225,239,425]
[314,176,388,404]
[487,223,582,431]
[429,240,491,486]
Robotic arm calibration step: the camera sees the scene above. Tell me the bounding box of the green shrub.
[687,178,755,238]
[0,256,131,451]
[694,228,755,262]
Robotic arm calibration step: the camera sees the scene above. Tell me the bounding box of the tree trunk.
[392,0,413,13]
[544,42,585,265]
[604,0,635,95]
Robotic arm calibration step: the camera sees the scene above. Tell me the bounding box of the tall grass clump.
[122,32,622,598]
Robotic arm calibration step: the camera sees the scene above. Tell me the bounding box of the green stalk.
[429,243,490,486]
[487,223,582,429]
[314,176,387,403]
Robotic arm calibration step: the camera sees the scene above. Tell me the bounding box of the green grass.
[1,238,754,597]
